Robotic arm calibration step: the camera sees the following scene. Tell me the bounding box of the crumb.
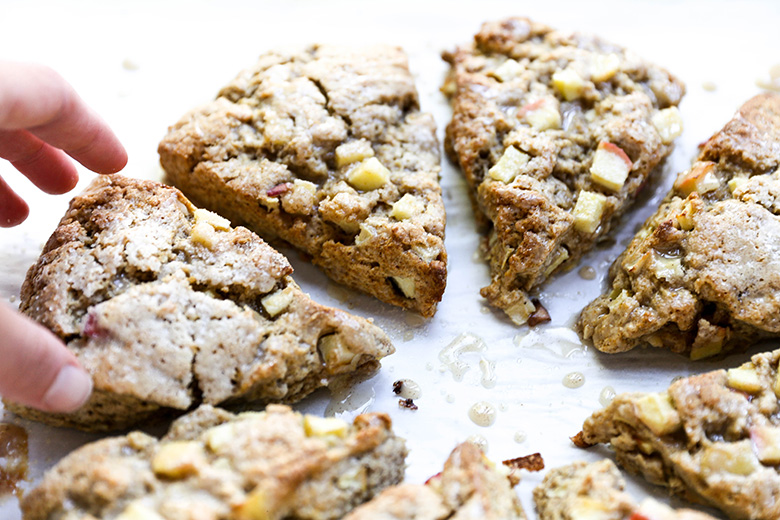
[570,431,593,448]
[398,398,418,410]
[528,300,551,326]
[503,452,545,472]
[392,380,403,395]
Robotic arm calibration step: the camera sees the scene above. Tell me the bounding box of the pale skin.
[0,62,127,412]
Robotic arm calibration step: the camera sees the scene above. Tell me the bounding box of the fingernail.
[42,365,93,412]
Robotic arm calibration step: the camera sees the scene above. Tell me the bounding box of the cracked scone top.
[534,460,716,520]
[10,175,393,431]
[444,17,684,324]
[159,45,447,317]
[579,93,780,358]
[344,442,526,520]
[22,405,407,520]
[580,349,780,520]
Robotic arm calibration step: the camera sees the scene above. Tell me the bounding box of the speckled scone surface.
[22,404,407,520]
[444,17,684,324]
[159,45,447,317]
[534,460,715,520]
[579,93,780,357]
[581,349,780,520]
[344,442,526,520]
[10,175,392,431]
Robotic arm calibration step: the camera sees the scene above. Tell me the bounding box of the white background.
[2,1,780,518]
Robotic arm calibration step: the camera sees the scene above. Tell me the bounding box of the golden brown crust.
[445,17,684,324]
[578,93,780,357]
[159,45,447,317]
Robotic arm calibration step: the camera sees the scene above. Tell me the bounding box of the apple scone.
[579,349,780,520]
[534,460,715,520]
[22,405,406,520]
[10,175,392,431]
[343,442,527,520]
[159,45,446,317]
[444,17,684,324]
[579,93,780,357]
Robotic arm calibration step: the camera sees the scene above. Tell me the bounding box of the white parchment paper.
[2,1,779,517]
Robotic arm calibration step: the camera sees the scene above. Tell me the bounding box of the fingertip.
[40,364,93,412]
[0,178,29,227]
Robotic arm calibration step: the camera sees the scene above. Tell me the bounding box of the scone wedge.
[579,349,780,520]
[444,17,684,324]
[344,442,526,520]
[22,405,406,520]
[534,460,715,520]
[579,92,780,357]
[159,45,447,317]
[10,175,392,431]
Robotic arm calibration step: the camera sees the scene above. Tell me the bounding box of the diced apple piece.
[391,193,424,220]
[573,190,607,233]
[651,107,684,144]
[675,199,697,231]
[319,334,355,369]
[701,440,760,476]
[490,58,524,82]
[116,502,165,520]
[569,496,615,520]
[727,365,763,394]
[194,208,231,230]
[348,157,390,191]
[750,426,780,464]
[590,142,633,192]
[355,223,377,246]
[412,243,441,263]
[552,67,586,101]
[261,286,294,317]
[335,140,374,167]
[590,53,621,82]
[652,255,683,281]
[632,498,677,520]
[488,146,529,183]
[634,393,681,436]
[728,176,749,193]
[152,441,205,479]
[205,423,235,454]
[522,99,561,131]
[504,294,536,326]
[543,247,570,277]
[392,276,416,299]
[337,466,368,492]
[191,221,218,249]
[673,162,718,196]
[689,341,723,361]
[303,415,348,438]
[237,487,274,520]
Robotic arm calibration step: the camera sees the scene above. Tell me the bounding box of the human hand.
[0,62,127,412]
[0,61,127,226]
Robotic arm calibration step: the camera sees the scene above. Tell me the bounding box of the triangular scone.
[23,405,407,520]
[579,93,780,358]
[444,17,684,324]
[344,442,526,520]
[580,349,780,520]
[534,460,716,520]
[159,45,447,317]
[10,175,393,431]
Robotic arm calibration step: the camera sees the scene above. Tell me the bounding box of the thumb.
[0,302,92,412]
